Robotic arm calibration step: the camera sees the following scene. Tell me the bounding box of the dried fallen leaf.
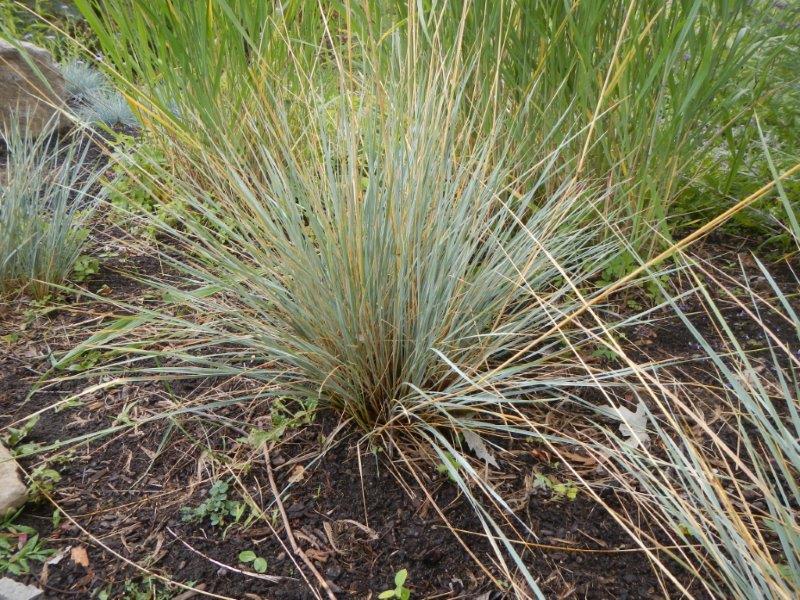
[71,545,90,568]
[613,401,650,449]
[463,430,499,468]
[288,464,306,483]
[305,548,330,563]
[45,546,71,566]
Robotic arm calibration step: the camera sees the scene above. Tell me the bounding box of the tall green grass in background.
[73,0,338,144]
[74,0,798,261]
[690,6,800,246]
[386,1,783,257]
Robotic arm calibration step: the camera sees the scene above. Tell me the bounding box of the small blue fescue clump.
[75,90,139,128]
[60,61,139,128]
[0,117,103,297]
[61,60,108,102]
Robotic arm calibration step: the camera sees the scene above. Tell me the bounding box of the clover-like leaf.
[253,557,268,573]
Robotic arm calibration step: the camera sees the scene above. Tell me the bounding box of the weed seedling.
[435,452,460,482]
[98,576,188,600]
[532,472,579,501]
[65,349,102,373]
[28,465,62,501]
[0,333,20,345]
[4,416,44,461]
[23,294,61,325]
[591,346,620,364]
[379,569,411,600]
[181,480,246,528]
[238,549,267,573]
[3,415,39,448]
[72,255,100,282]
[239,397,317,447]
[0,512,54,576]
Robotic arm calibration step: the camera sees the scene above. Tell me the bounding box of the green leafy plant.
[238,550,267,574]
[591,346,621,364]
[238,398,317,448]
[2,415,39,449]
[28,465,62,501]
[3,415,46,460]
[379,569,411,600]
[106,139,182,237]
[0,515,54,576]
[435,452,460,482]
[22,293,59,325]
[532,472,579,502]
[180,480,246,528]
[64,348,102,373]
[72,255,100,282]
[98,576,188,600]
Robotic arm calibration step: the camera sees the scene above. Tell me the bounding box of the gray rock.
[0,38,69,138]
[0,578,43,600]
[0,444,27,517]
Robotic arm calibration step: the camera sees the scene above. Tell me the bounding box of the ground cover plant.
[0,1,798,598]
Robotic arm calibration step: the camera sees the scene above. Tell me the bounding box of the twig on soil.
[263,444,338,600]
[165,527,284,583]
[173,583,207,600]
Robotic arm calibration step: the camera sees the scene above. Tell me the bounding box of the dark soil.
[1,226,797,599]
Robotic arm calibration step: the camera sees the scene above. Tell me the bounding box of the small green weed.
[72,255,101,282]
[239,398,317,448]
[0,513,54,576]
[107,140,181,238]
[532,472,579,501]
[379,569,411,600]
[3,415,39,449]
[0,333,20,346]
[28,466,62,502]
[180,480,246,528]
[23,294,62,325]
[435,452,460,481]
[64,349,102,373]
[591,347,620,363]
[97,576,192,600]
[3,416,67,502]
[238,549,268,573]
